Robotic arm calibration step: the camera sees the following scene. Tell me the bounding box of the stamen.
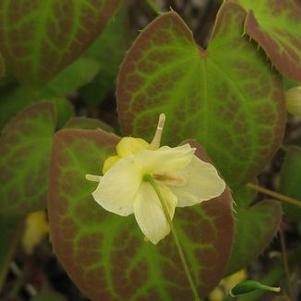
[85,174,102,182]
[153,173,187,186]
[150,113,166,149]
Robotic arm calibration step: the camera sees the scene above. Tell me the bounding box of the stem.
[279,227,293,299]
[144,174,202,301]
[145,0,161,14]
[247,183,301,208]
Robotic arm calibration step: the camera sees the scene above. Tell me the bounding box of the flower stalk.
[247,183,301,208]
[143,174,202,301]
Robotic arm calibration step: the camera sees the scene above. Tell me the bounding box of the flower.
[86,114,225,244]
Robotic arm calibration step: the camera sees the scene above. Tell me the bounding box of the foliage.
[0,0,301,300]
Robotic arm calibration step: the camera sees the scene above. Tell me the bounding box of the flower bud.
[285,86,301,116]
[229,280,280,297]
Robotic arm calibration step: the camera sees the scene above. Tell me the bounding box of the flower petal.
[133,182,177,244]
[171,156,226,207]
[135,144,195,175]
[102,155,120,174]
[92,157,141,216]
[116,137,150,157]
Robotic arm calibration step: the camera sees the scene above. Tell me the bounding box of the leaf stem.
[279,227,293,299]
[246,183,301,208]
[144,174,202,301]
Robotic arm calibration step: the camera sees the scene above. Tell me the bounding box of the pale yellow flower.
[86,114,225,244]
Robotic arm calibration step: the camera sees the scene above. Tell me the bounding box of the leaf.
[238,0,301,82]
[42,57,101,97]
[0,84,73,129]
[53,98,75,129]
[226,187,281,274]
[0,102,56,215]
[0,215,23,291]
[279,146,301,221]
[116,2,286,189]
[64,117,114,132]
[48,130,234,300]
[80,3,130,106]
[0,0,121,84]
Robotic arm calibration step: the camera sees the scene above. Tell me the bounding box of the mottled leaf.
[0,102,56,215]
[48,130,233,300]
[117,2,285,188]
[64,117,113,132]
[0,0,121,84]
[0,215,23,291]
[237,0,301,81]
[226,187,281,274]
[279,146,301,221]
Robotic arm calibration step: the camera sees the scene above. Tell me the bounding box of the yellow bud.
[22,211,49,255]
[285,86,301,116]
[222,269,247,290]
[102,155,120,174]
[208,287,224,301]
[116,137,149,157]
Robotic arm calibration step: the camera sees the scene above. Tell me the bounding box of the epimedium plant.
[0,0,301,300]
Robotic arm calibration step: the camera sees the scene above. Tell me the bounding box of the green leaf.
[238,0,301,81]
[226,188,281,274]
[279,146,301,221]
[42,57,101,97]
[117,2,286,188]
[80,3,130,106]
[52,98,75,129]
[0,0,121,85]
[48,130,234,300]
[0,84,73,129]
[0,215,23,292]
[0,102,56,215]
[64,117,114,132]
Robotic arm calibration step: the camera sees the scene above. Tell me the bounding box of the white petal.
[133,182,177,244]
[135,144,195,175]
[171,156,226,207]
[92,156,141,216]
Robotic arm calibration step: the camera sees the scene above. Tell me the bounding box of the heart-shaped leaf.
[279,146,301,221]
[237,0,301,81]
[117,2,285,189]
[0,0,121,84]
[226,188,281,274]
[0,102,56,215]
[48,129,234,300]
